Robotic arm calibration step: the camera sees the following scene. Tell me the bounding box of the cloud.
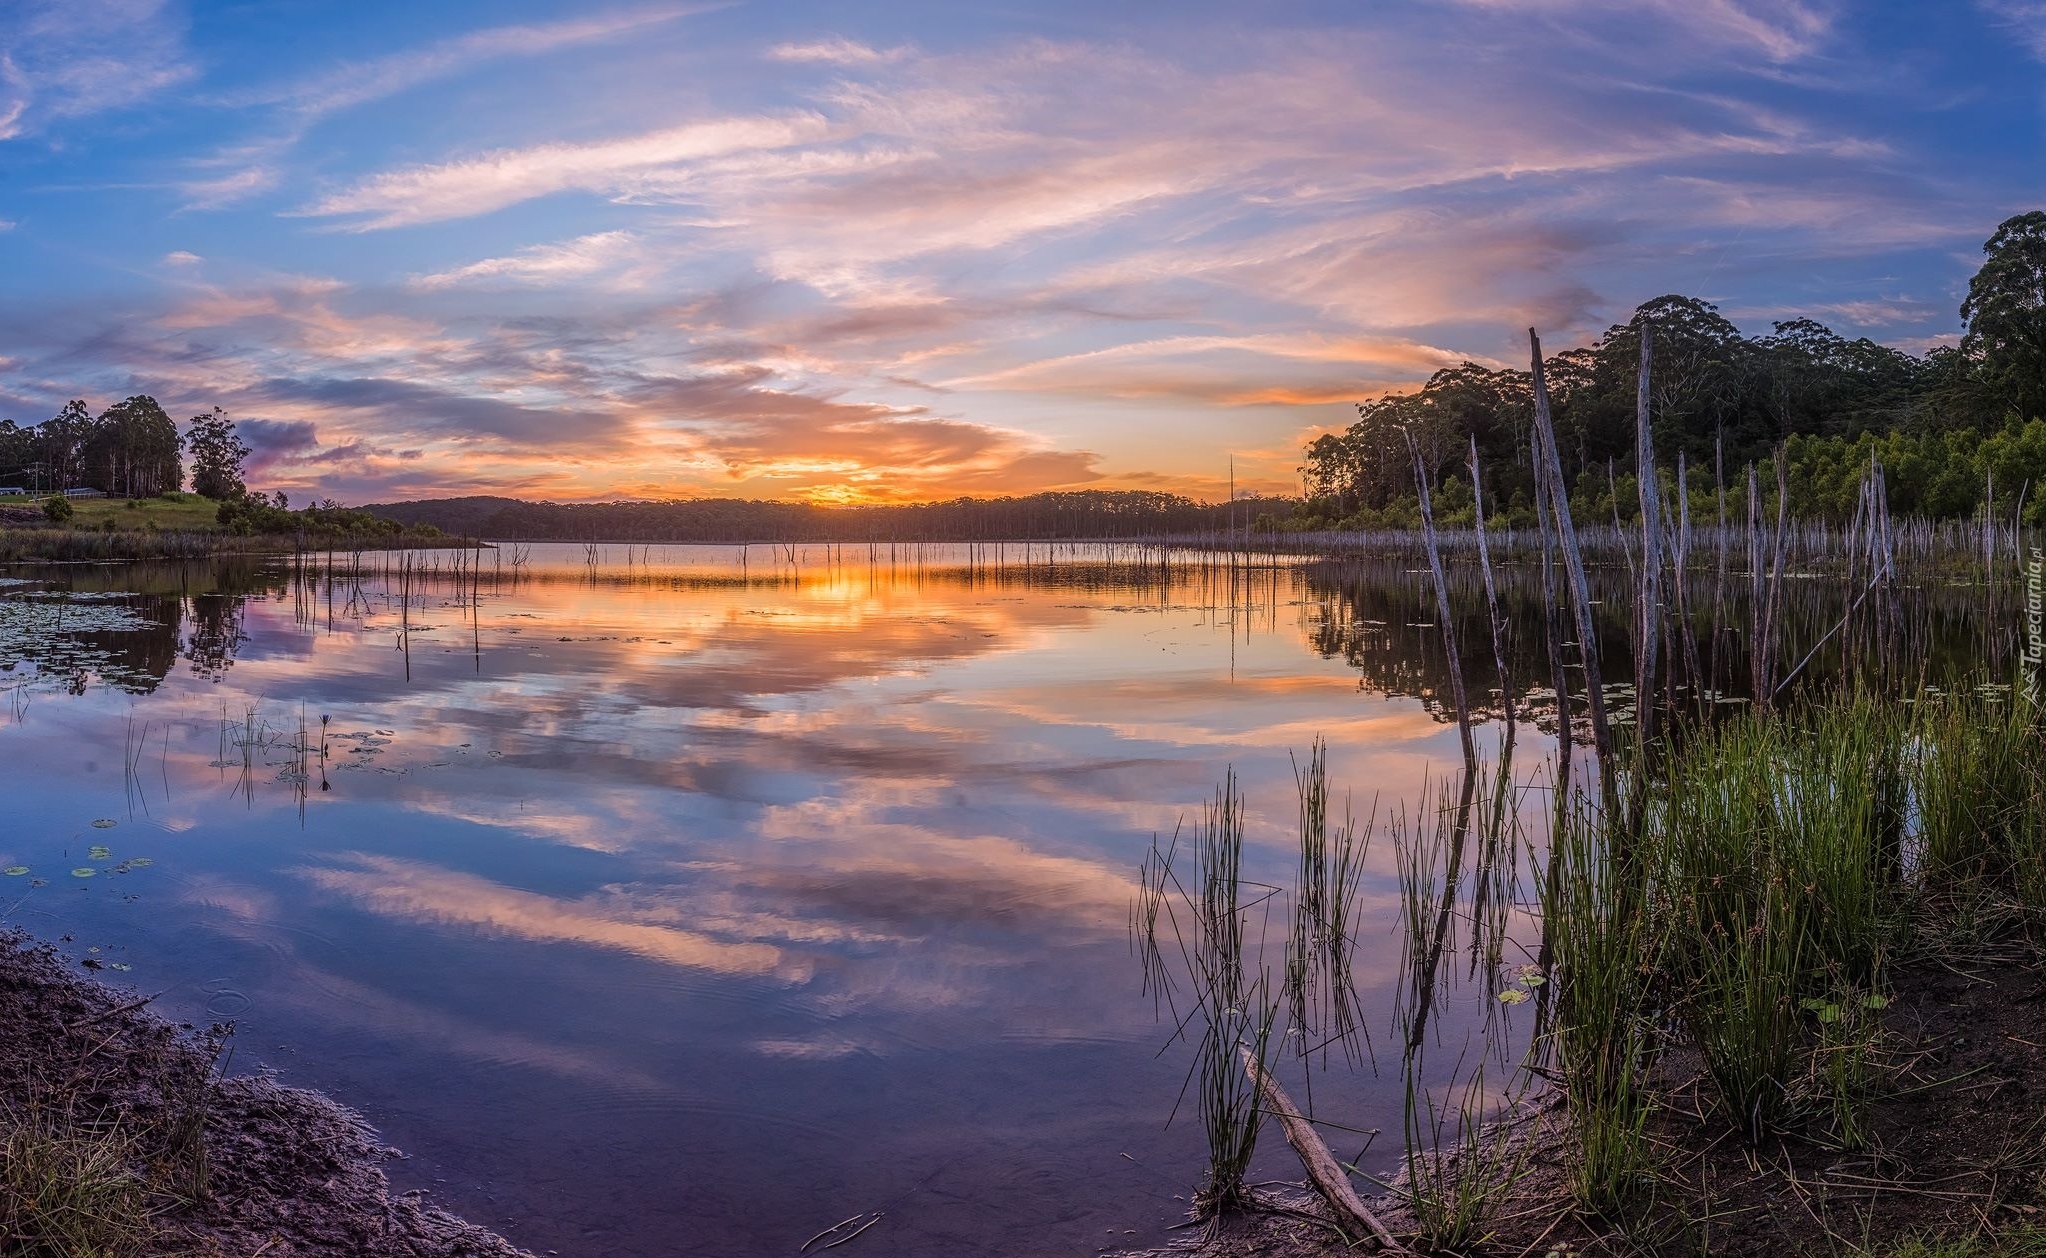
[298,852,794,980]
[1,12,2016,505]
[241,5,710,118]
[248,375,628,449]
[768,38,910,66]
[1432,0,1834,61]
[1978,0,2046,58]
[410,231,641,290]
[0,0,194,139]
[177,165,280,211]
[301,114,836,229]
[945,334,1485,405]
[174,6,715,209]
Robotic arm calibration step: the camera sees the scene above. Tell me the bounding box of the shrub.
[39,495,72,523]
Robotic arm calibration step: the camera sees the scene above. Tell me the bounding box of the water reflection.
[0,544,2012,1258]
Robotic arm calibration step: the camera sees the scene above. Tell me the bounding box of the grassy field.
[54,493,225,532]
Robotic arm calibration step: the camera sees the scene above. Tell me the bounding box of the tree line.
[364,490,1295,542]
[1300,211,2046,528]
[0,400,250,501]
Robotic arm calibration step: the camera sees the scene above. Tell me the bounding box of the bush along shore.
[1124,326,2046,1257]
[0,931,531,1257]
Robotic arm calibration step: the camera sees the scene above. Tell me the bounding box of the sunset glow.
[1,1,2039,504]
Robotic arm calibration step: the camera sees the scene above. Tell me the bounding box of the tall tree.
[85,396,182,497]
[1961,210,2046,423]
[186,407,251,500]
[41,400,93,491]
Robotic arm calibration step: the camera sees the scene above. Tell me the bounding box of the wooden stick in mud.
[1239,1045,1403,1251]
[64,990,164,1031]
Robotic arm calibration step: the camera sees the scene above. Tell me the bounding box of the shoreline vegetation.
[1120,324,2046,1258]
[0,929,530,1257]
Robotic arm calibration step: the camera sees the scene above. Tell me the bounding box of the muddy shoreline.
[0,928,533,1257]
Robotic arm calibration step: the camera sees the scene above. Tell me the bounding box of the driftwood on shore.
[1239,1046,1403,1252]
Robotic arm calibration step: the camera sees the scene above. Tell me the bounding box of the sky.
[0,1,2040,505]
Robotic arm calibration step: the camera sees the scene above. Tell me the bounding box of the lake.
[0,542,1999,1256]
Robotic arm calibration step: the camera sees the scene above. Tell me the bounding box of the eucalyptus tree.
[186,407,251,499]
[1961,210,2046,424]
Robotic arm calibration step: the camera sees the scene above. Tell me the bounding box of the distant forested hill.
[359,490,1295,542]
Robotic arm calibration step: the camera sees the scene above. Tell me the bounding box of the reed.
[1133,770,1283,1215]
[1392,1046,1526,1252]
[1539,791,1658,1212]
[1912,685,2038,888]
[1286,738,1371,1064]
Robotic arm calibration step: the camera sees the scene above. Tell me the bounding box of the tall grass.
[1541,792,1658,1213]
[1639,697,1910,1136]
[1913,685,2040,891]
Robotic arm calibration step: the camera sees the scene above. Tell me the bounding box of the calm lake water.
[0,543,2000,1256]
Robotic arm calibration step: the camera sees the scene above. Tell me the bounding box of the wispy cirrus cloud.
[768,37,911,65]
[302,114,836,229]
[410,231,643,290]
[1978,0,2046,58]
[175,5,713,209]
[238,4,711,118]
[1432,0,1835,61]
[0,0,194,140]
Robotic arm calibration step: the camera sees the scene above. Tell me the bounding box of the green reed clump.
[1788,697,1908,983]
[1913,686,2038,886]
[1646,718,1806,1136]
[1541,792,1658,1213]
[1396,1049,1526,1252]
[1639,696,1912,1138]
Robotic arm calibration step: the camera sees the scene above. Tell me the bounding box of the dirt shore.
[1112,951,2046,1257]
[0,928,533,1257]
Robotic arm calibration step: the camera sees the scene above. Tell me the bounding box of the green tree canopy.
[1961,211,2046,423]
[186,408,250,500]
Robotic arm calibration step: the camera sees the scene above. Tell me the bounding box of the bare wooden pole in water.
[1407,429,1475,765]
[1633,326,1664,761]
[1467,435,1513,743]
[1529,329,1614,769]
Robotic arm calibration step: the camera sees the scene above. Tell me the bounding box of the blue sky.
[0,0,2040,503]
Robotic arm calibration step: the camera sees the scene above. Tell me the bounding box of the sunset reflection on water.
[0,544,1509,1257]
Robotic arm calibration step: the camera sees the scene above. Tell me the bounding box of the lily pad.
[87,845,112,860]
[90,819,116,829]
[1496,988,1530,1005]
[125,857,153,868]
[3,866,28,876]
[71,867,96,878]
